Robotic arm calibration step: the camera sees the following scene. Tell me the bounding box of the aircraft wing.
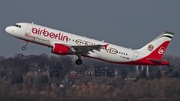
[51,41,108,54]
[72,44,108,54]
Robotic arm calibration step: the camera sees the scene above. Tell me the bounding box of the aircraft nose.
[5,26,13,34]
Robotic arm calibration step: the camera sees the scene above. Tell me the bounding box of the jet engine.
[52,44,73,55]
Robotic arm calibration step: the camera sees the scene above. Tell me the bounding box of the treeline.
[0,54,179,101]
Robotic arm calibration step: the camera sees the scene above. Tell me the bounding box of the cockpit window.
[13,24,21,28]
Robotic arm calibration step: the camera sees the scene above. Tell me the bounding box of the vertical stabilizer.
[137,31,174,59]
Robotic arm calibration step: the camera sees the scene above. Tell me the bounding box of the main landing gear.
[75,54,83,65]
[22,40,28,50]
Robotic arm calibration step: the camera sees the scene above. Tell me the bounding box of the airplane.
[5,22,174,66]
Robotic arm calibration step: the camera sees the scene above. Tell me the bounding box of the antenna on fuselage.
[32,22,34,24]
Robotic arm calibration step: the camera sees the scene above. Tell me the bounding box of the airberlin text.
[32,28,68,42]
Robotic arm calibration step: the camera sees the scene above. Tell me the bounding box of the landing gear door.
[133,52,138,61]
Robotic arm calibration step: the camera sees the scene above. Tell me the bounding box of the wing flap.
[72,44,108,54]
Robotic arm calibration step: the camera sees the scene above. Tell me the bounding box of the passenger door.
[25,24,35,41]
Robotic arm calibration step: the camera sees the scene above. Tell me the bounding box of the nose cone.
[5,26,12,33]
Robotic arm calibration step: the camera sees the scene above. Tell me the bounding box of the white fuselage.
[31,23,136,62]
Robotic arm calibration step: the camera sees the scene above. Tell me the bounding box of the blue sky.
[1,1,180,57]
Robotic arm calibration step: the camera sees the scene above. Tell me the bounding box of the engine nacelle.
[52,44,72,55]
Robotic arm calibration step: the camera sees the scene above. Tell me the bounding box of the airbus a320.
[5,22,174,65]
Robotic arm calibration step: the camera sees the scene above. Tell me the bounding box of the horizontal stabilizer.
[148,58,168,63]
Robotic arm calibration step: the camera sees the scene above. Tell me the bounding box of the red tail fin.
[137,31,174,59]
[147,41,170,59]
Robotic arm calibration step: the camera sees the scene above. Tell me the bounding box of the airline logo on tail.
[158,47,165,54]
